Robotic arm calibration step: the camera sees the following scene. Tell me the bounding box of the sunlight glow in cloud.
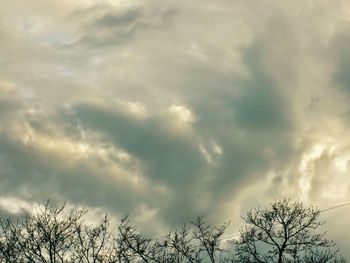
[168,104,194,124]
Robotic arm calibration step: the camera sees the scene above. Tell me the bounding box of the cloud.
[1,0,350,257]
[332,30,350,96]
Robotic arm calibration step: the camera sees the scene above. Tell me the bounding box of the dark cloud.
[233,43,290,131]
[0,98,17,118]
[74,103,207,224]
[0,127,156,216]
[95,9,141,28]
[334,34,350,94]
[75,103,204,183]
[70,4,177,48]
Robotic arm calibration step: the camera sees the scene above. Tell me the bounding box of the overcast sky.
[0,0,350,256]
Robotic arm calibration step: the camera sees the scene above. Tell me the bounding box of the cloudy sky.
[1,0,350,256]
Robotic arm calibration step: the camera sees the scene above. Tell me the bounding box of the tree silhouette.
[234,198,345,263]
[0,201,85,263]
[72,215,115,263]
[0,199,346,262]
[115,215,230,262]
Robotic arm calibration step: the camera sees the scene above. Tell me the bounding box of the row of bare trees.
[0,199,346,262]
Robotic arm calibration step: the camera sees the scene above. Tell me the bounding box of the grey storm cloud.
[68,3,177,49]
[333,31,350,95]
[1,0,350,256]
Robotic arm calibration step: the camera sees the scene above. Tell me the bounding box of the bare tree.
[0,199,346,263]
[0,218,22,262]
[114,215,231,263]
[0,201,86,263]
[165,223,202,263]
[190,216,229,263]
[114,216,172,263]
[71,215,116,263]
[233,199,345,263]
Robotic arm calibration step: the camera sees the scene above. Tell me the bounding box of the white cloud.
[0,196,36,215]
[168,104,194,123]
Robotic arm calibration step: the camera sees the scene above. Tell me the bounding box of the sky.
[0,0,350,256]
